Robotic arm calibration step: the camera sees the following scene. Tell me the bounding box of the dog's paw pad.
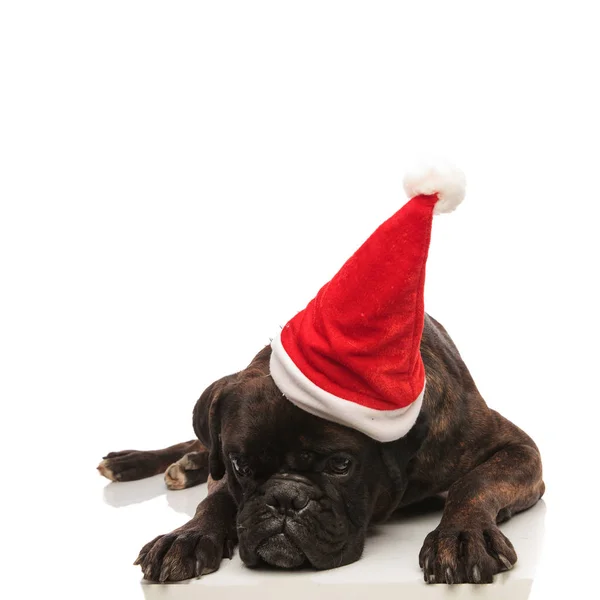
[97,459,117,481]
[165,462,187,490]
[97,449,157,482]
[164,453,209,490]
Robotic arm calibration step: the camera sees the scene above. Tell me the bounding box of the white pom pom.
[403,162,466,214]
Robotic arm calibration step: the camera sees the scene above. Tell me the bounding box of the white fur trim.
[403,162,466,214]
[270,334,424,443]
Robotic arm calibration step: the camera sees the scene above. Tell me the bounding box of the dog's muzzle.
[253,475,319,568]
[264,475,313,513]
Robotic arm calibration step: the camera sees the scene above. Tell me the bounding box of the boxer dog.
[98,313,544,584]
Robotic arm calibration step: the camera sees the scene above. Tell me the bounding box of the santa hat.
[269,163,466,443]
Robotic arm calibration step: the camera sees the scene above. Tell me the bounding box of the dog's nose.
[266,484,310,513]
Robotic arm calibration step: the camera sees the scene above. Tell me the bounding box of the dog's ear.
[377,410,430,516]
[193,375,235,481]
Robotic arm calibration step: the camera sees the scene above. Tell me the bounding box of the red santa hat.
[269,163,466,442]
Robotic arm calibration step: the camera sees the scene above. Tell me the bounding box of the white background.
[1,2,599,599]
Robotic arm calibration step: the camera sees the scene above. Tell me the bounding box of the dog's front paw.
[135,527,235,582]
[419,524,517,584]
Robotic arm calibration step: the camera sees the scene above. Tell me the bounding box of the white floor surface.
[90,472,548,600]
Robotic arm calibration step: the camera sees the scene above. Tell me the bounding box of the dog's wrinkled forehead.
[220,376,365,456]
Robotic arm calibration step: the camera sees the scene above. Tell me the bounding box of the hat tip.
[403,161,466,215]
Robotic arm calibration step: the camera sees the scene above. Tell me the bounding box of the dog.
[98,312,545,584]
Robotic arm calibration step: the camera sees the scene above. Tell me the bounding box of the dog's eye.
[327,455,352,475]
[230,455,253,477]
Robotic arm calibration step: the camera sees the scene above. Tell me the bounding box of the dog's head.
[193,346,427,570]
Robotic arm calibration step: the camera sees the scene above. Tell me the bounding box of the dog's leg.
[135,475,238,582]
[419,442,544,584]
[164,451,209,490]
[98,439,206,482]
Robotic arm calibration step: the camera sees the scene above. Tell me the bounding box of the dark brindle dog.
[98,313,544,584]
